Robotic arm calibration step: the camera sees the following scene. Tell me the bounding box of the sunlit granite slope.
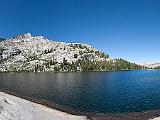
[0,33,110,72]
[0,92,87,120]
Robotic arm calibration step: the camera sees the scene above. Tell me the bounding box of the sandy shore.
[0,92,88,120]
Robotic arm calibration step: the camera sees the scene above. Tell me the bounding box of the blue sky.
[0,0,160,63]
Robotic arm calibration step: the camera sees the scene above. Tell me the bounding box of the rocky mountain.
[0,33,141,72]
[142,62,160,69]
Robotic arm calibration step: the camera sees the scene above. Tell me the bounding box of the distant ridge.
[142,62,160,68]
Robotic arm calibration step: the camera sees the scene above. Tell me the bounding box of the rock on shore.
[0,92,87,120]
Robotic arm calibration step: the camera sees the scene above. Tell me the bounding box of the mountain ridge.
[0,33,141,72]
[142,62,160,69]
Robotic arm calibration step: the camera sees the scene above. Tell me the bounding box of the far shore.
[1,90,160,120]
[0,69,154,74]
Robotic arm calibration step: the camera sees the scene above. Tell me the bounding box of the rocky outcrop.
[0,33,110,72]
[0,92,87,120]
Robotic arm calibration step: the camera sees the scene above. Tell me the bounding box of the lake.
[1,70,160,114]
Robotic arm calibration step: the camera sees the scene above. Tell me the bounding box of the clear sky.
[0,0,160,63]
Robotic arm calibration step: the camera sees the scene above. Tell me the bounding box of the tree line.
[53,58,142,72]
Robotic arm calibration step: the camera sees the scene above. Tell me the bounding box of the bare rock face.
[0,92,88,120]
[0,33,110,72]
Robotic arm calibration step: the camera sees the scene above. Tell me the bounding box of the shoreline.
[0,90,95,118]
[0,69,144,73]
[0,92,88,120]
[1,90,160,120]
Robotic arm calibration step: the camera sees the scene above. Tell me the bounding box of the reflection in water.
[1,70,160,113]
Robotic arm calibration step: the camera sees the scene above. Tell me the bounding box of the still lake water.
[1,70,160,114]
